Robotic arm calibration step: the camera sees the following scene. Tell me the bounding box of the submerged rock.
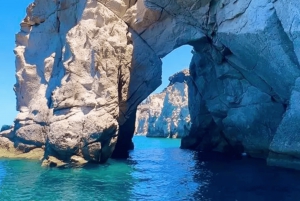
[135,69,191,138]
[2,0,300,169]
[42,156,67,168]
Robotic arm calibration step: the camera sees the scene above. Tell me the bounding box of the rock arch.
[2,0,300,168]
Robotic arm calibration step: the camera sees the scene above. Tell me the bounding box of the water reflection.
[1,137,300,201]
[0,161,6,193]
[192,152,300,201]
[0,159,135,201]
[129,137,200,201]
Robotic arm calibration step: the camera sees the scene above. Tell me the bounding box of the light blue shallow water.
[1,136,300,201]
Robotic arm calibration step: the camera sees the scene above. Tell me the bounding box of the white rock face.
[135,70,190,138]
[1,0,300,169]
[7,0,162,163]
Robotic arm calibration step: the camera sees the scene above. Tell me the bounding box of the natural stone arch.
[1,0,300,169]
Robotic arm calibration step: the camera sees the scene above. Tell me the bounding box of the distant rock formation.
[1,0,300,169]
[135,70,190,138]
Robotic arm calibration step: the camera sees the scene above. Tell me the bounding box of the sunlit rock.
[135,70,191,138]
[1,0,300,169]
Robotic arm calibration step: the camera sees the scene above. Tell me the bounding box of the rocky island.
[1,0,300,169]
[135,69,190,138]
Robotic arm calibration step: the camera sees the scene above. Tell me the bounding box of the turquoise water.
[1,136,300,201]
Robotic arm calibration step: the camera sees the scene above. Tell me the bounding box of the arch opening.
[112,45,193,158]
[134,45,193,139]
[113,34,288,163]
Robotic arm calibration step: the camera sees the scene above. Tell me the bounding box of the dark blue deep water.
[1,136,300,201]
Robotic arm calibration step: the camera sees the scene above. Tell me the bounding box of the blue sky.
[0,1,32,126]
[155,45,192,93]
[0,1,192,126]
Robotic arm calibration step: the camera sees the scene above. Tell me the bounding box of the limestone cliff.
[1,0,300,169]
[135,70,190,138]
[2,0,162,165]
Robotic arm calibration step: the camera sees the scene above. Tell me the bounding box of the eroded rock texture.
[3,0,162,164]
[1,0,300,169]
[135,69,191,138]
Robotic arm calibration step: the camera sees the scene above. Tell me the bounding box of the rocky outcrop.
[180,1,300,170]
[2,0,300,169]
[3,0,162,165]
[135,69,190,138]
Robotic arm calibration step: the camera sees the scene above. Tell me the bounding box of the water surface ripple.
[0,136,300,200]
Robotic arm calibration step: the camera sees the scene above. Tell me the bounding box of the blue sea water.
[0,136,300,201]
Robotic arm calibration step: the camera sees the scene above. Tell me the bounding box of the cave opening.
[135,45,193,137]
[112,45,194,158]
[155,45,193,93]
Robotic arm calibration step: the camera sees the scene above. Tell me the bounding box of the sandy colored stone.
[70,155,88,167]
[0,137,44,160]
[42,156,67,168]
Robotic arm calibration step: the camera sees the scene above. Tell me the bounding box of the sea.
[1,136,300,201]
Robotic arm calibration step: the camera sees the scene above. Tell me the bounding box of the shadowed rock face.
[1,0,300,169]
